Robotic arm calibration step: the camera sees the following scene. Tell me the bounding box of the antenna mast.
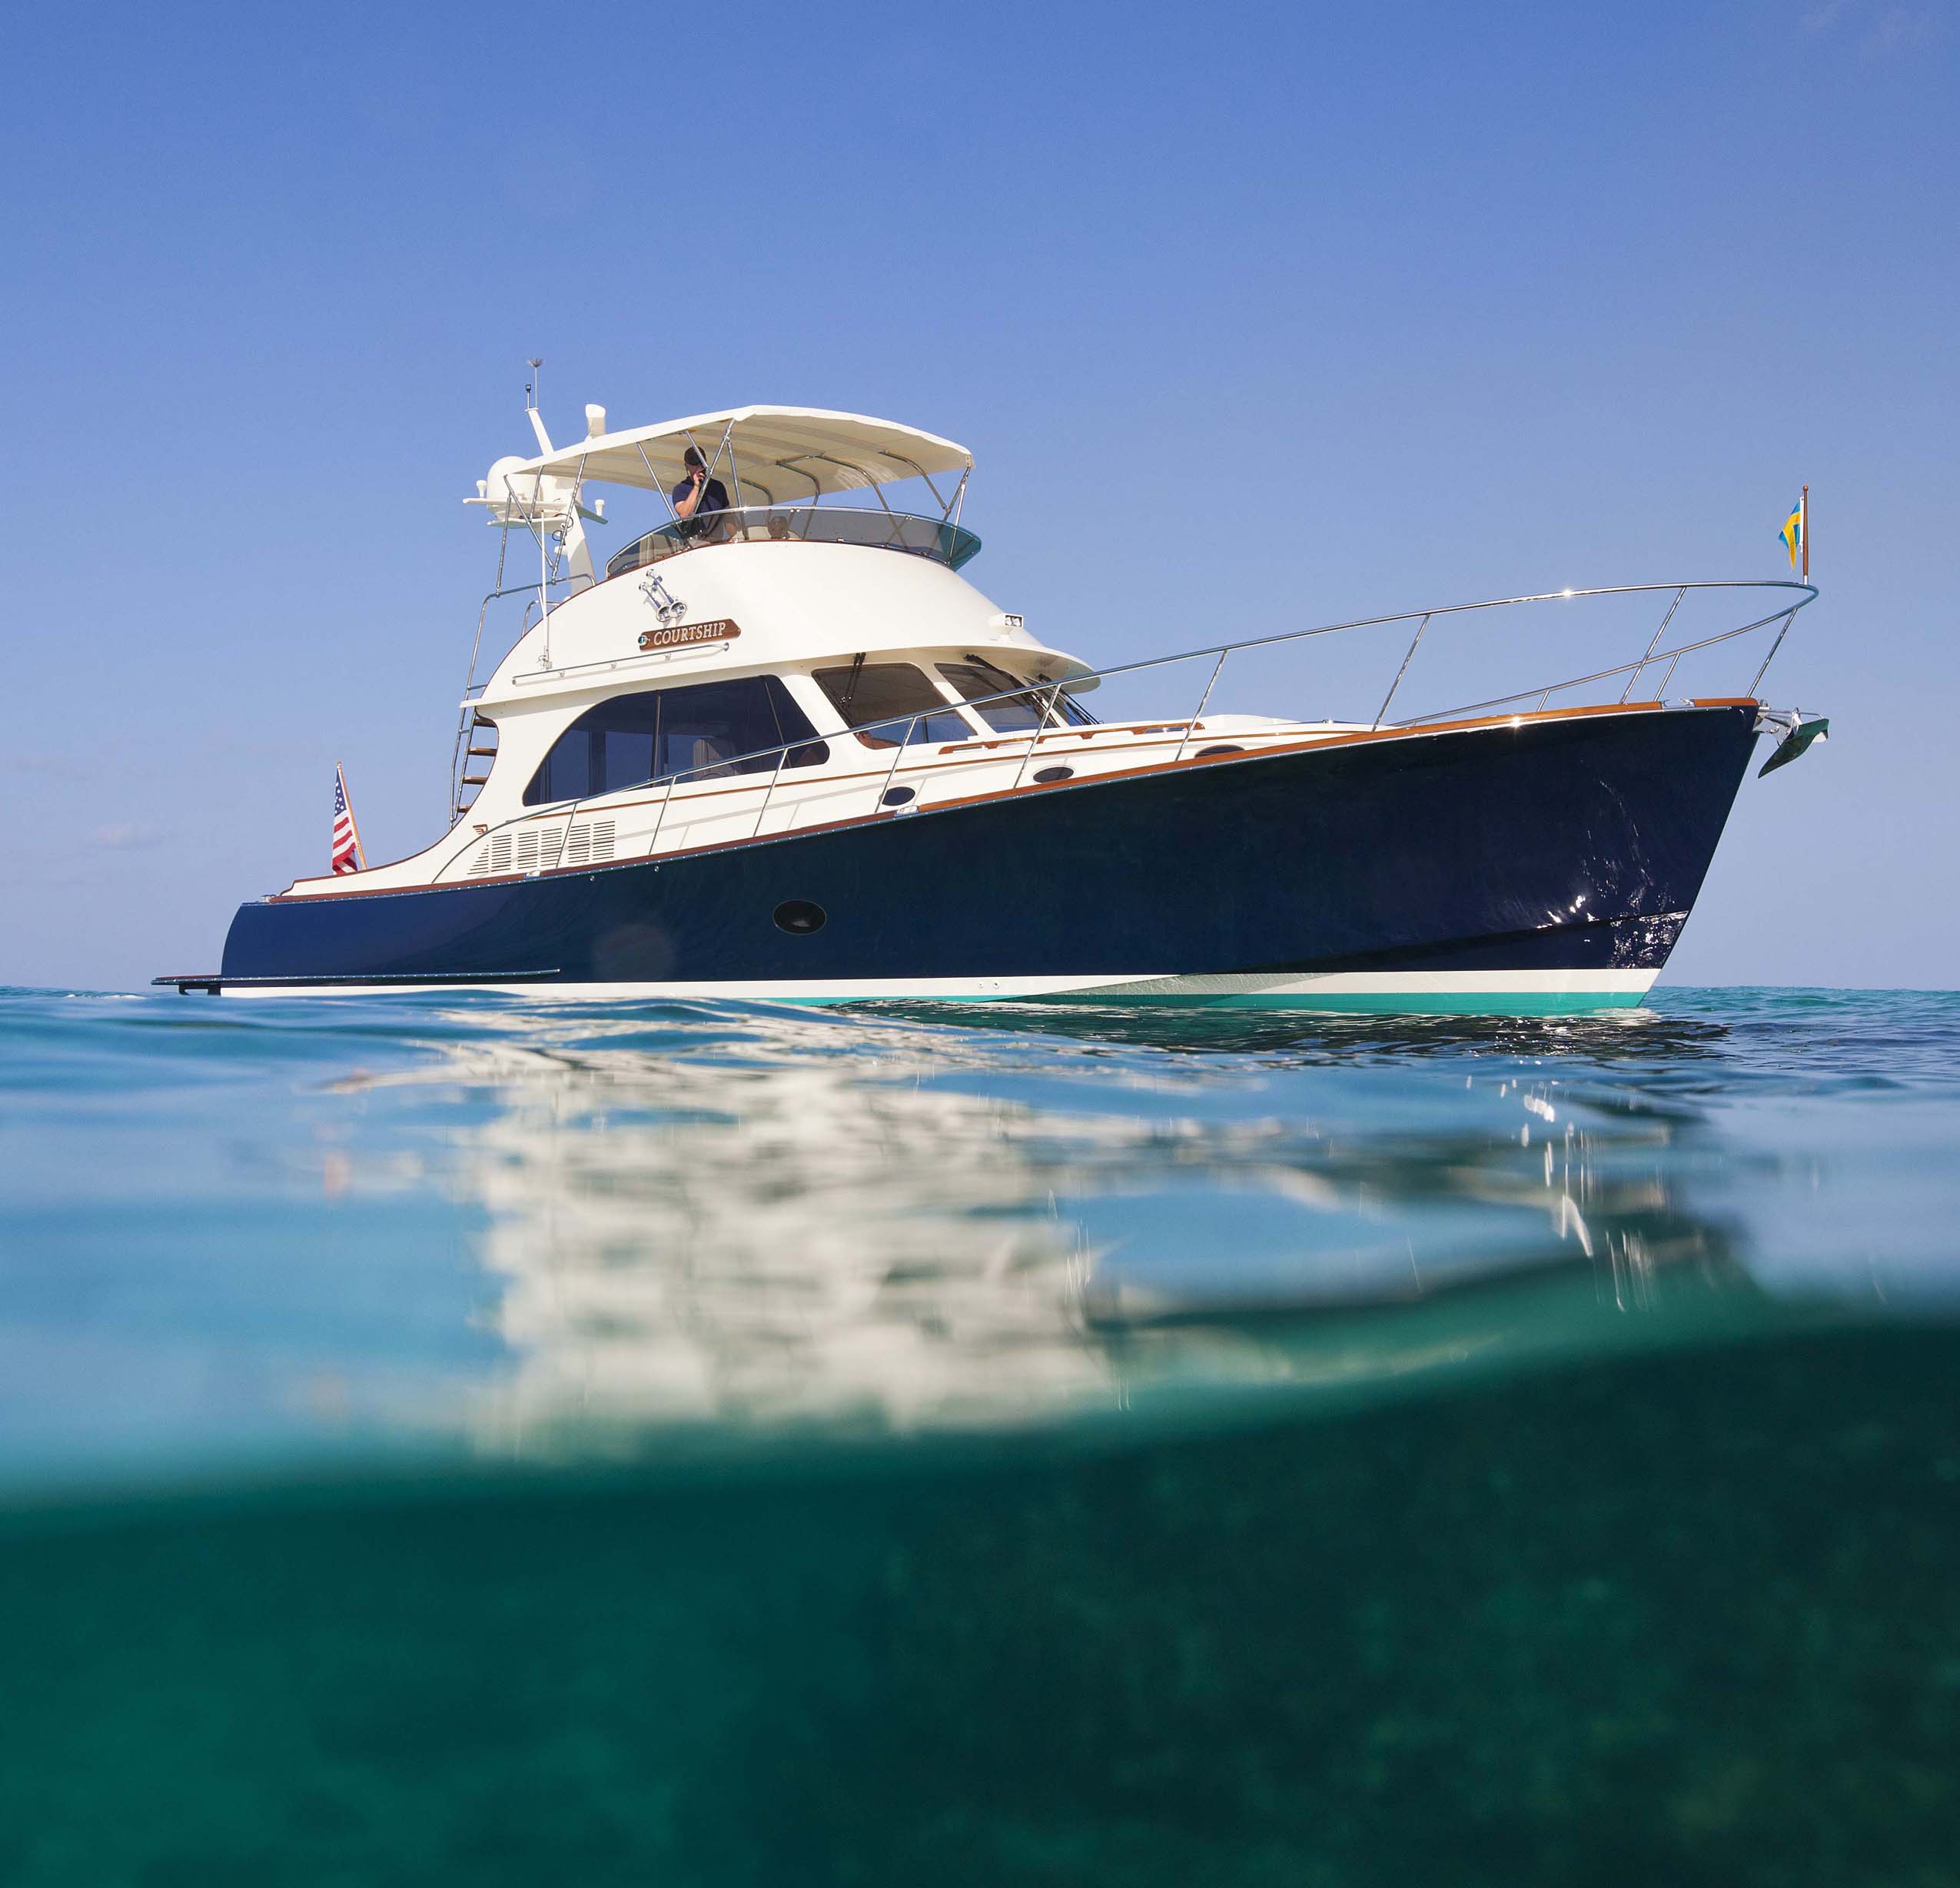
[524,357,550,664]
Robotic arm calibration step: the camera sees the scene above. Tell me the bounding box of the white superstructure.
[275,402,1355,899]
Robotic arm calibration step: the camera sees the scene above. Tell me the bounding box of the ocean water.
[2,985,1958,1883]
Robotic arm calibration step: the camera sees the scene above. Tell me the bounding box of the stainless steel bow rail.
[440,578,1819,881]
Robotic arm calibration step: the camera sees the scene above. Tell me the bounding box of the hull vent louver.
[566,819,616,866]
[493,832,511,873]
[467,832,513,876]
[469,820,612,878]
[514,829,564,873]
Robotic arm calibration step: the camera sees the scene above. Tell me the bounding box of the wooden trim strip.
[938,722,1204,755]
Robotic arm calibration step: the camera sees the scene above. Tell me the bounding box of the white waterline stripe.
[1089,969,1657,997]
[218,969,1658,1003]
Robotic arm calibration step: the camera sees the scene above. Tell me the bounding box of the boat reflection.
[344,1001,1775,1456]
[863,996,1738,1064]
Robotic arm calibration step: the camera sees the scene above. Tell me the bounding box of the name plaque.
[638,618,742,652]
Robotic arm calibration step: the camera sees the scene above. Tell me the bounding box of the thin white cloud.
[1799,2,1942,57]
[89,823,164,851]
[1865,4,1939,53]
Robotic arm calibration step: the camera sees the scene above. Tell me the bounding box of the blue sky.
[3,0,1954,990]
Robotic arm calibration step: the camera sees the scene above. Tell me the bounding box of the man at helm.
[673,445,731,540]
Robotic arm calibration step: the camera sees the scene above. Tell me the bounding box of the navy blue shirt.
[671,474,729,534]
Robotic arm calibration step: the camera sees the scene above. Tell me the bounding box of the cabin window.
[812,661,972,746]
[936,659,1096,731]
[523,676,826,806]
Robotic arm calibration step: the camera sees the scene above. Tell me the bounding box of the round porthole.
[773,899,827,935]
[1197,743,1244,756]
[882,786,916,806]
[1032,765,1075,783]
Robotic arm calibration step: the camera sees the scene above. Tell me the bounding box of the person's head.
[683,447,707,479]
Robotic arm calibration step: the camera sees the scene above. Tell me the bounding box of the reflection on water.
[2,987,1957,1488]
[314,997,1782,1462]
[414,1013,1102,1441]
[868,996,1738,1062]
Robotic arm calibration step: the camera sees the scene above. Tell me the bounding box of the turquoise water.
[3,986,1959,1882]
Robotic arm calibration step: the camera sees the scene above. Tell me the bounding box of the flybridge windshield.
[605,507,981,580]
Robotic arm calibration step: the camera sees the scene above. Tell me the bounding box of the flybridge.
[448,389,992,825]
[437,384,1020,833]
[467,397,977,591]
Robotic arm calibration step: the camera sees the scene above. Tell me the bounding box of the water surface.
[2,986,1957,1883]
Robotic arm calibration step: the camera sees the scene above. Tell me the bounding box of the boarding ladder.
[451,708,499,825]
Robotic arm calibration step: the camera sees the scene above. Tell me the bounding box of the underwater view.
[3,986,1958,1884]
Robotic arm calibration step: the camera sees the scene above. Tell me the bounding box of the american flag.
[331,763,365,875]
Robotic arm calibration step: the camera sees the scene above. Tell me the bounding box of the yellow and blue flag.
[1778,497,1804,570]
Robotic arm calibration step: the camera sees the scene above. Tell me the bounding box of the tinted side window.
[524,676,826,806]
[654,677,823,782]
[528,690,658,806]
[812,662,972,746]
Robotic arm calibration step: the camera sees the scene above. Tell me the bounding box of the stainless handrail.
[878,719,920,806]
[1619,587,1687,703]
[1372,613,1432,730]
[1011,684,1065,790]
[1394,597,1806,724]
[1171,652,1231,764]
[434,579,1818,882]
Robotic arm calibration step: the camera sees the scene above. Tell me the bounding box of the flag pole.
[1801,484,1809,583]
[337,761,368,871]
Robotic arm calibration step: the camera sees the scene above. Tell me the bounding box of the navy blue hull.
[217,706,1759,998]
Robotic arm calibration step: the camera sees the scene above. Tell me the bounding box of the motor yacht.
[158,399,1825,1012]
